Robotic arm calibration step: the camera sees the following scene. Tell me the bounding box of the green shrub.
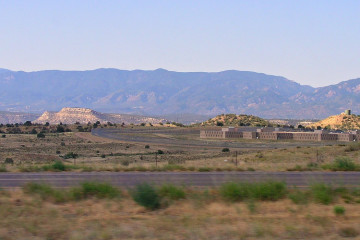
[334,205,345,216]
[222,148,230,152]
[251,181,287,201]
[158,184,186,200]
[36,132,45,138]
[145,145,150,149]
[71,182,121,200]
[4,158,14,165]
[0,165,7,172]
[23,182,66,203]
[51,161,66,171]
[63,152,78,159]
[311,183,333,204]
[121,160,130,166]
[157,150,164,154]
[220,182,250,202]
[288,190,309,205]
[132,183,161,210]
[331,156,357,171]
[163,164,186,171]
[220,181,286,202]
[1,135,5,138]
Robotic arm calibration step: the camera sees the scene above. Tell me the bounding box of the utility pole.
[155,152,158,168]
[235,151,238,167]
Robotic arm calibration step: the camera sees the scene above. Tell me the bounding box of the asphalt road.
[0,172,359,188]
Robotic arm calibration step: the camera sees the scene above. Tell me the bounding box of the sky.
[0,0,359,87]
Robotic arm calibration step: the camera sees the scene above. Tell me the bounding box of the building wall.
[243,132,257,139]
[293,133,319,141]
[337,133,355,142]
[200,130,224,138]
[224,131,243,138]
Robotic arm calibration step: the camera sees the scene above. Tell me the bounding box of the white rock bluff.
[34,107,166,124]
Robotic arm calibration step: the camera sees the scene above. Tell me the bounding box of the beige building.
[200,127,357,142]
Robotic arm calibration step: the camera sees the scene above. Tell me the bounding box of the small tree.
[37,132,45,138]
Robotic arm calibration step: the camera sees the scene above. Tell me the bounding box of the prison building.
[224,131,243,138]
[257,132,294,140]
[200,130,224,138]
[318,133,338,141]
[337,133,356,142]
[258,132,278,140]
[243,131,257,139]
[257,127,275,133]
[292,133,320,141]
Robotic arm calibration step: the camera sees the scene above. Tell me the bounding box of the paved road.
[0,172,359,188]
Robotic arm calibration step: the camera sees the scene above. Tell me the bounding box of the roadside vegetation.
[0,181,357,239]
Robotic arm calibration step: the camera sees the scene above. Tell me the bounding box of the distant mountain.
[34,107,166,125]
[0,111,40,124]
[0,68,359,119]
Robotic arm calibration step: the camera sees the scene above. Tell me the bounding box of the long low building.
[200,127,359,142]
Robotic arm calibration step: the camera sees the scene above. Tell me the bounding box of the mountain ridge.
[0,68,359,119]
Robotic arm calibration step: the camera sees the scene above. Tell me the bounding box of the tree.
[30,129,38,134]
[56,125,65,133]
[24,121,32,126]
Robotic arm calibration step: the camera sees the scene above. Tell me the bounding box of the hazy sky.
[1,0,359,87]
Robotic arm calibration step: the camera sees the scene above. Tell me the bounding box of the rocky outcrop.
[34,107,166,124]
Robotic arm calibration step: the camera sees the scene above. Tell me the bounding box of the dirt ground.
[0,126,359,172]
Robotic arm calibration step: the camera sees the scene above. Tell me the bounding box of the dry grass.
[0,128,360,172]
[0,188,359,239]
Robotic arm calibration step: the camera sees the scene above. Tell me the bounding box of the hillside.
[1,68,360,119]
[199,114,270,127]
[34,107,166,125]
[0,111,40,124]
[308,113,360,130]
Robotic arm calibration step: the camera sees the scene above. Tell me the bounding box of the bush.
[132,183,161,210]
[220,182,250,202]
[63,152,78,159]
[37,132,45,138]
[145,145,150,149]
[23,183,66,203]
[4,158,13,165]
[157,150,164,154]
[220,181,287,202]
[30,129,37,134]
[334,205,345,216]
[331,156,357,171]
[1,135,5,138]
[311,183,333,204]
[288,190,309,205]
[222,148,230,152]
[51,161,67,171]
[158,184,186,200]
[252,181,287,201]
[71,182,121,200]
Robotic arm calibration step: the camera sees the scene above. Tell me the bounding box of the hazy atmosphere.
[1,0,360,87]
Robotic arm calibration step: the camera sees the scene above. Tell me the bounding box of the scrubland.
[0,181,359,239]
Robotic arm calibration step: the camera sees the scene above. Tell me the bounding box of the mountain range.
[0,68,359,119]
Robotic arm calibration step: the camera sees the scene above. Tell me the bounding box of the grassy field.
[0,181,359,240]
[1,126,360,172]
